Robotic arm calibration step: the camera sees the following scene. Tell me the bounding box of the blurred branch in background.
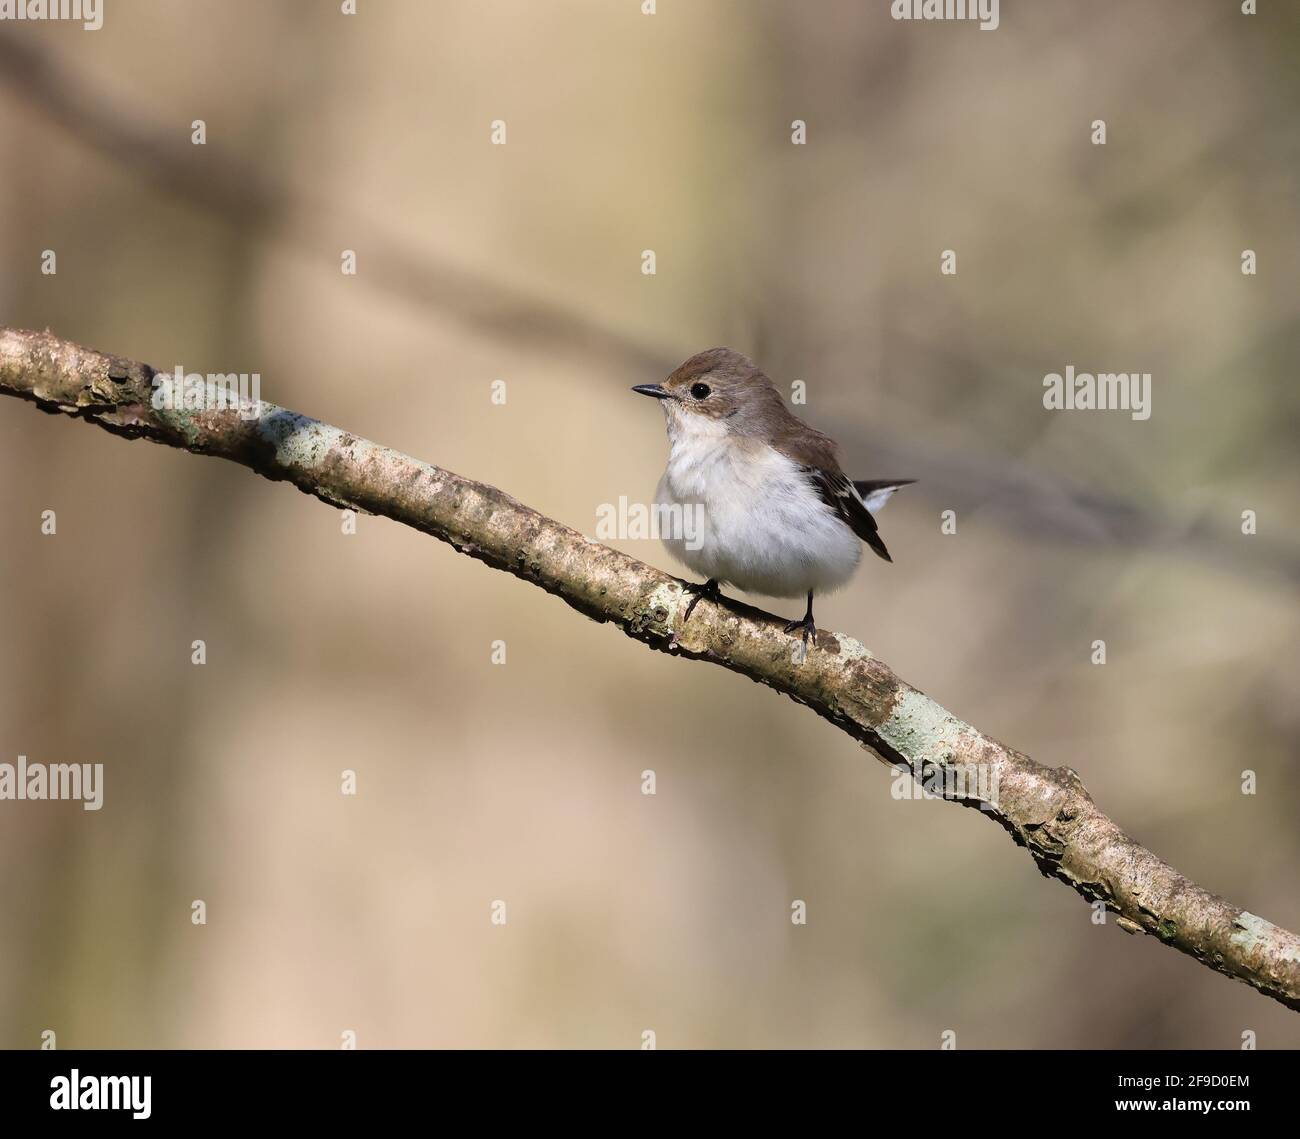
[0,35,665,373]
[1,36,1296,589]
[3,324,1298,1014]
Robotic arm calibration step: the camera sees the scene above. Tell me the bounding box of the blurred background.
[0,0,1297,1048]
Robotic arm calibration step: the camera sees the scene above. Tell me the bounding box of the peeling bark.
[2,326,1297,1013]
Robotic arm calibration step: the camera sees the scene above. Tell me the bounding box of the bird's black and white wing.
[804,471,915,563]
[852,479,916,514]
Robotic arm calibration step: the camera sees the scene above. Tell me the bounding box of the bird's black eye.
[690,382,711,400]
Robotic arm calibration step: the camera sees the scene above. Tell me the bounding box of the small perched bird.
[633,347,913,653]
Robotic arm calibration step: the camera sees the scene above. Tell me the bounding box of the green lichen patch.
[876,687,962,770]
[1232,912,1300,964]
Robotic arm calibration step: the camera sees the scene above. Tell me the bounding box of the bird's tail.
[852,478,916,515]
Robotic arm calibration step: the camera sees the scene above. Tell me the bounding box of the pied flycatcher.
[633,347,913,653]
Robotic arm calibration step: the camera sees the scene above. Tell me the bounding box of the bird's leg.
[783,590,817,656]
[681,578,722,624]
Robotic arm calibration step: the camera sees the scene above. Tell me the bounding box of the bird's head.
[632,347,786,441]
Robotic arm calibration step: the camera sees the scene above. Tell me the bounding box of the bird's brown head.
[632,347,788,438]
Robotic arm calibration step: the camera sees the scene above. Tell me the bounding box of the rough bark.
[2,326,1297,1013]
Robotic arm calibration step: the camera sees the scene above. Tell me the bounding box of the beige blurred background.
[0,0,1297,1048]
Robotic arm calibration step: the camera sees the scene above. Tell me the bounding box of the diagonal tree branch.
[3,325,1298,1014]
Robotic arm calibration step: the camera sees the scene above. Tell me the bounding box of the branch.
[3,326,1298,1014]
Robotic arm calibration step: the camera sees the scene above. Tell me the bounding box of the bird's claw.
[783,613,817,658]
[669,579,723,647]
[681,578,722,625]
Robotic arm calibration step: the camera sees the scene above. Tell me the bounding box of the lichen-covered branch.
[2,325,1297,1013]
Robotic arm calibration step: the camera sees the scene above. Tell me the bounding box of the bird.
[632,347,913,655]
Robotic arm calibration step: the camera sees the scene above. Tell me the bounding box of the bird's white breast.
[654,423,860,599]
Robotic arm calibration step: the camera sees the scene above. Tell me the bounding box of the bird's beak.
[631,384,670,400]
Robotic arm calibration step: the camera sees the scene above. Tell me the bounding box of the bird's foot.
[669,579,723,647]
[783,611,817,659]
[681,578,722,624]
